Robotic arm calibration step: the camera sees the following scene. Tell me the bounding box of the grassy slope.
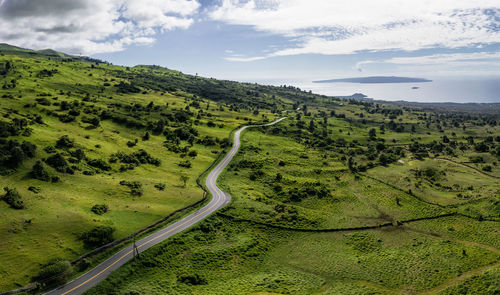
[86,115,499,294]
[0,51,276,290]
[1,46,499,294]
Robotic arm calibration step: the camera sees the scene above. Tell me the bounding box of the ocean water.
[254,77,500,103]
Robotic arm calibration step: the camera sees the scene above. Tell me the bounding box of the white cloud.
[211,0,500,61]
[356,51,500,74]
[0,0,200,55]
[224,55,266,62]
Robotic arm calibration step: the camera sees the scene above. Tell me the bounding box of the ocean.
[252,77,500,103]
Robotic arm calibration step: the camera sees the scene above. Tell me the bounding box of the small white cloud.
[224,55,266,62]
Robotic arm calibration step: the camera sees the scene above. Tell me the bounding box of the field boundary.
[217,211,457,232]
[435,157,500,179]
[359,173,447,208]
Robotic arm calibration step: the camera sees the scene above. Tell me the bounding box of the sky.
[0,0,499,82]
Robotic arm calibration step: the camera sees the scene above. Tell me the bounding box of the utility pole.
[133,235,139,259]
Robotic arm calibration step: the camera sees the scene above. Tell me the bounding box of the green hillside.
[0,46,499,294]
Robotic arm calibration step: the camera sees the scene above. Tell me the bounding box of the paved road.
[45,117,287,295]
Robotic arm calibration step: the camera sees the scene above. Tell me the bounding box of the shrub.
[482,165,492,172]
[58,114,76,123]
[44,145,56,153]
[154,183,166,191]
[71,148,86,161]
[33,258,72,286]
[55,135,74,149]
[177,273,207,285]
[80,226,115,248]
[28,186,41,193]
[87,158,111,171]
[31,160,51,181]
[116,81,140,93]
[77,258,92,272]
[21,141,37,157]
[119,180,143,196]
[178,160,192,168]
[474,142,489,152]
[188,150,197,157]
[470,156,484,163]
[91,204,109,215]
[110,149,160,167]
[45,153,73,174]
[2,187,24,209]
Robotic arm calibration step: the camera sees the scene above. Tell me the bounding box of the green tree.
[80,226,115,248]
[32,160,50,181]
[34,258,73,286]
[368,128,376,139]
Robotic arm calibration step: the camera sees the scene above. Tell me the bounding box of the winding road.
[45,117,287,295]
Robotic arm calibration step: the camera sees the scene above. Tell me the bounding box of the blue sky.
[1,0,499,82]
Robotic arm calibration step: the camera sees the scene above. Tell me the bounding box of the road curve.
[45,117,287,295]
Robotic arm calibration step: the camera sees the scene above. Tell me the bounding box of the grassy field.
[365,158,499,206]
[86,118,499,294]
[85,214,499,295]
[0,49,277,290]
[1,45,499,294]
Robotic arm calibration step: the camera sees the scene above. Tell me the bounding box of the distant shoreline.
[314,76,432,84]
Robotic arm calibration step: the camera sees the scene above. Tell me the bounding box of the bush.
[46,153,73,174]
[28,186,41,193]
[474,142,489,152]
[154,183,166,191]
[56,135,74,149]
[21,141,37,157]
[178,160,192,168]
[80,226,115,248]
[58,114,76,123]
[177,273,207,285]
[87,158,111,171]
[91,204,109,215]
[2,187,24,209]
[44,145,56,153]
[482,165,492,172]
[33,258,73,286]
[116,81,140,93]
[470,156,484,163]
[31,160,51,181]
[71,148,86,161]
[110,149,160,167]
[119,180,143,196]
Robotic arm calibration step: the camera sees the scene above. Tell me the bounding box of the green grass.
[1,46,499,294]
[218,126,446,230]
[86,124,499,295]
[85,214,499,295]
[0,51,277,291]
[365,158,500,206]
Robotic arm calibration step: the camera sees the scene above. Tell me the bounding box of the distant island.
[334,93,373,101]
[313,76,432,84]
